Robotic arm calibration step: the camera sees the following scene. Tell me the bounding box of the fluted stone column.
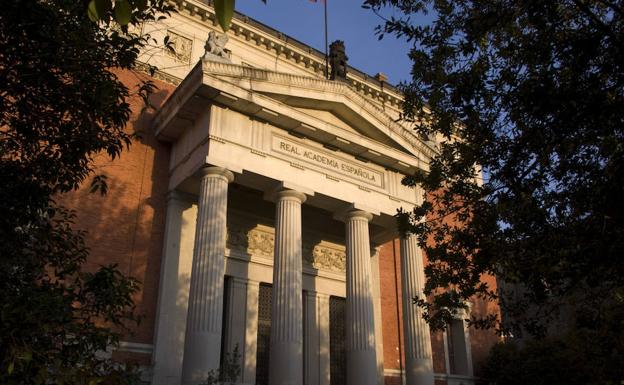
[181,166,234,385]
[400,234,434,385]
[344,210,377,385]
[304,291,330,385]
[153,191,193,385]
[269,189,307,385]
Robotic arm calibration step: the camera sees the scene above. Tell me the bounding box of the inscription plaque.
[272,134,384,188]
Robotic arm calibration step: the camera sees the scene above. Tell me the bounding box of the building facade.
[64,2,500,385]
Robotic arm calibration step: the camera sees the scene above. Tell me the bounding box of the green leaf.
[20,351,32,362]
[114,0,132,26]
[87,0,112,21]
[7,362,14,375]
[88,0,99,21]
[214,0,235,32]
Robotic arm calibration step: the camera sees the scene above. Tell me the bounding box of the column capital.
[275,189,307,203]
[333,203,378,222]
[198,165,234,183]
[400,232,418,240]
[344,209,373,222]
[230,276,250,289]
[264,181,313,203]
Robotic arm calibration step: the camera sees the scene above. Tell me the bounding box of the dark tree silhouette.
[0,1,173,383]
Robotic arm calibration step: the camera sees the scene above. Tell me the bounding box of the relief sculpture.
[227,226,274,258]
[247,229,274,258]
[306,245,346,273]
[227,224,346,273]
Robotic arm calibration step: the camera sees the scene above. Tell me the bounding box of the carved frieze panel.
[304,243,346,273]
[165,30,193,64]
[227,226,274,259]
[226,224,346,273]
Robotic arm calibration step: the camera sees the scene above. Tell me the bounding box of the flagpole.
[324,0,328,79]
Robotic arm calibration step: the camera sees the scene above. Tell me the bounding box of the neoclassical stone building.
[65,2,499,385]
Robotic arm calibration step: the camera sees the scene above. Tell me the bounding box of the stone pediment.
[153,60,436,174]
[204,61,436,159]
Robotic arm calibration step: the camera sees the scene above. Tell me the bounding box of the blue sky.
[236,0,416,86]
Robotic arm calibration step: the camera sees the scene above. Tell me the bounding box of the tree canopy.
[0,0,172,383]
[364,0,624,341]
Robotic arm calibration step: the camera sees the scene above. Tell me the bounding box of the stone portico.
[149,55,443,385]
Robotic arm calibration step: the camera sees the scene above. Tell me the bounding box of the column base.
[405,358,434,385]
[181,332,222,385]
[269,341,303,385]
[347,350,377,385]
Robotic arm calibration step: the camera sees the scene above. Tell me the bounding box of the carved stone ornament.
[305,245,346,273]
[165,31,193,63]
[227,225,346,273]
[329,40,348,80]
[247,229,274,258]
[202,31,231,62]
[227,226,274,259]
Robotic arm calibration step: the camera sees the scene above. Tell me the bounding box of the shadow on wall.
[58,79,175,346]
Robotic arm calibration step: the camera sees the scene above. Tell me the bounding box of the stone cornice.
[201,60,438,159]
[135,62,182,86]
[152,60,435,177]
[169,0,405,110]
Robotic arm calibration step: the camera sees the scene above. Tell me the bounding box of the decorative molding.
[289,162,305,170]
[203,60,437,159]
[166,30,193,64]
[134,62,182,86]
[209,134,226,143]
[168,0,405,109]
[227,225,275,259]
[226,224,346,273]
[304,243,346,273]
[250,149,268,157]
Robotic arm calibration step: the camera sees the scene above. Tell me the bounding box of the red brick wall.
[379,239,404,371]
[378,239,448,375]
[59,70,176,347]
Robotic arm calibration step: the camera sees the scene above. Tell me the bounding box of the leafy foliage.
[365,0,624,340]
[214,0,236,32]
[0,0,173,383]
[87,0,161,26]
[201,345,242,385]
[484,298,624,385]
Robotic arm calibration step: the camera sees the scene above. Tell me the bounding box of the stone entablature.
[180,106,420,212]
[272,134,384,189]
